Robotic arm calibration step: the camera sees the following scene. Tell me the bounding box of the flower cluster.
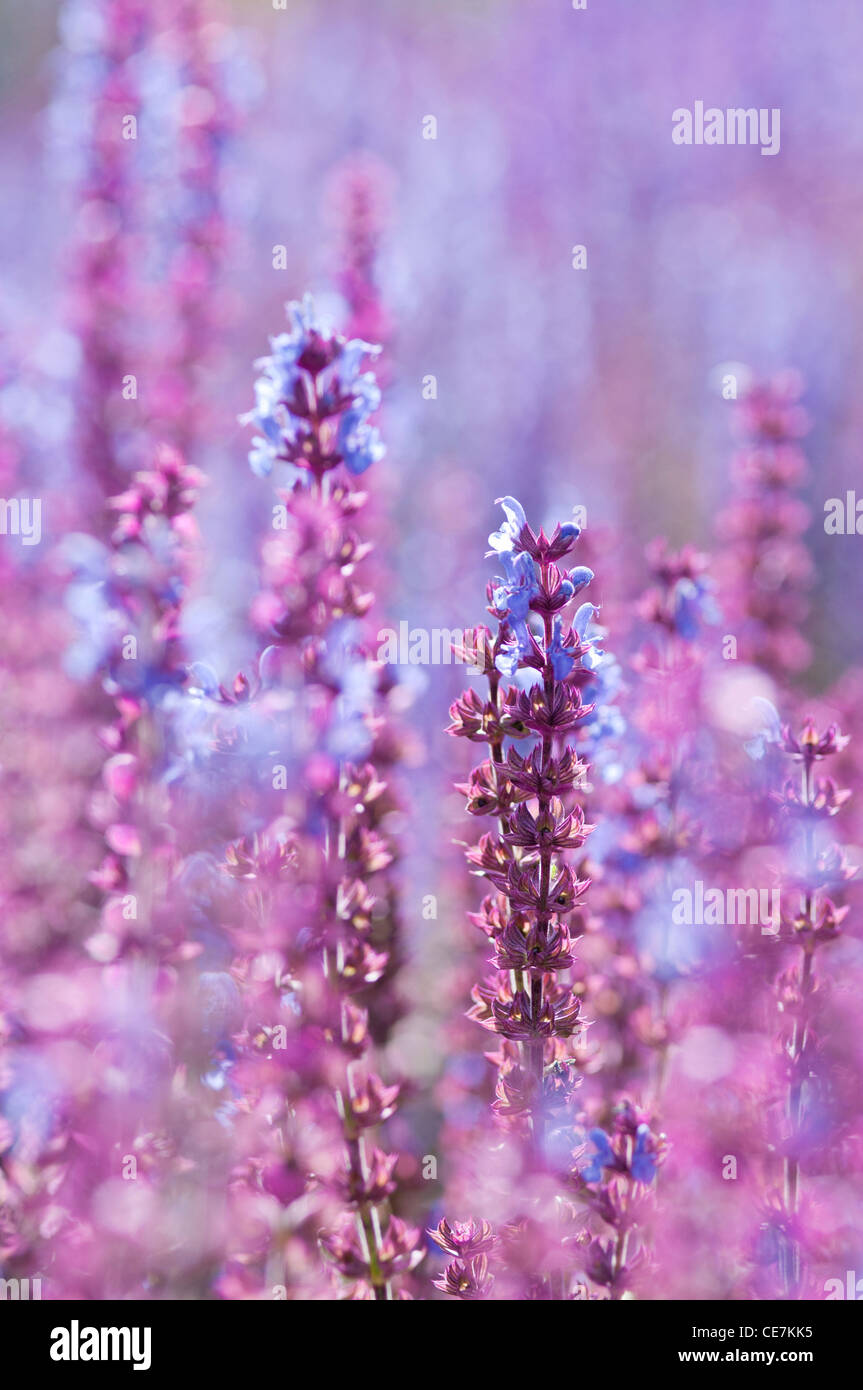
[145,0,237,457]
[225,299,420,1298]
[243,295,384,482]
[716,372,812,679]
[328,153,393,360]
[434,500,618,1298]
[77,445,205,963]
[58,0,153,497]
[569,1101,667,1297]
[449,498,595,1142]
[750,714,855,1294]
[430,1217,496,1300]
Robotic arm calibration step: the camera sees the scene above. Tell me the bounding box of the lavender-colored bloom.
[631,1124,659,1183]
[323,620,377,758]
[488,495,527,554]
[673,574,720,641]
[495,637,522,679]
[336,379,385,475]
[581,1127,615,1183]
[745,696,783,760]
[492,551,542,660]
[573,601,598,641]
[568,566,594,595]
[575,607,625,781]
[548,615,575,680]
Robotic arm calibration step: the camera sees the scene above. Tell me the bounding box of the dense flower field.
[1,0,863,1302]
